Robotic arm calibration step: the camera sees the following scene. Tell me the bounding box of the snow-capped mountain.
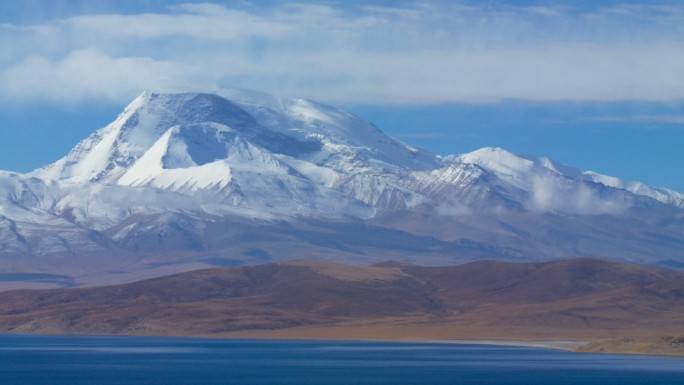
[1,89,683,288]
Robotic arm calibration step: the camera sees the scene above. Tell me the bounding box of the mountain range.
[1,89,683,289]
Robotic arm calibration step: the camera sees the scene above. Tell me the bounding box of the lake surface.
[1,334,683,384]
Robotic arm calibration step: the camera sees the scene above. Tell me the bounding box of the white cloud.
[1,2,684,105]
[585,114,684,124]
[526,175,628,215]
[62,4,292,40]
[436,199,472,216]
[397,132,446,139]
[0,50,198,103]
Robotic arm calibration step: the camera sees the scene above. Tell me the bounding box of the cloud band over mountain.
[2,2,684,104]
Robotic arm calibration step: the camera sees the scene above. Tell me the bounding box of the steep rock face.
[0,89,683,287]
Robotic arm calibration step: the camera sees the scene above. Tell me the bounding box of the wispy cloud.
[61,4,292,40]
[397,132,446,139]
[1,2,683,105]
[526,175,629,215]
[0,50,197,103]
[585,115,684,124]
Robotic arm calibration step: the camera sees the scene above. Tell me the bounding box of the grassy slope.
[0,258,682,356]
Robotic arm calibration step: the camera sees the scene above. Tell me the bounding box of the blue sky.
[0,0,683,191]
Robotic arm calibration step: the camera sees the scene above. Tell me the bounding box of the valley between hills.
[0,257,682,357]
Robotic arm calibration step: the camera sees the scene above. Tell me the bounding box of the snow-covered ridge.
[455,146,683,209]
[582,171,684,208]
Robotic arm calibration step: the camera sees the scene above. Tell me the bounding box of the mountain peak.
[31,92,261,183]
[459,147,534,179]
[32,90,442,185]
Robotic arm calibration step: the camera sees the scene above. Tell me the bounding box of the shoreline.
[4,330,684,358]
[0,331,588,351]
[422,339,586,351]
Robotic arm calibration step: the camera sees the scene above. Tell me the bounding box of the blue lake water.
[1,334,683,384]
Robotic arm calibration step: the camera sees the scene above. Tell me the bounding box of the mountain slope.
[0,89,683,288]
[1,258,682,342]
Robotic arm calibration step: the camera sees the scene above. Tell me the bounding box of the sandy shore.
[425,339,586,350]
[219,326,683,357]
